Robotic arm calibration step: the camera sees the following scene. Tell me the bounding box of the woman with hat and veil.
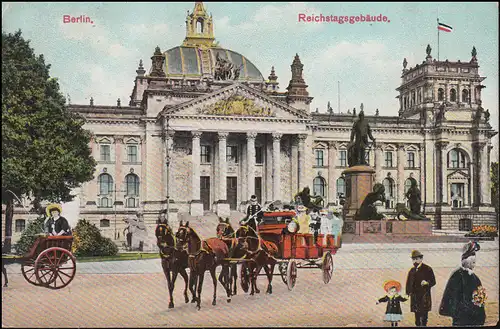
[44,204,72,236]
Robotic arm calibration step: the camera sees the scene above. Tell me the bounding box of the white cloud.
[59,20,129,58]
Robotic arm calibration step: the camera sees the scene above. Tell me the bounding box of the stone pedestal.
[355,220,387,236]
[189,200,204,217]
[386,220,433,236]
[216,202,230,218]
[342,165,376,221]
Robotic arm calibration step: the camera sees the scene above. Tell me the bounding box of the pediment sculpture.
[198,95,275,116]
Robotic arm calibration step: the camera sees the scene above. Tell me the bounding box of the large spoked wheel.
[21,260,43,286]
[322,251,334,284]
[35,247,76,290]
[240,264,250,293]
[286,260,297,291]
[278,262,288,285]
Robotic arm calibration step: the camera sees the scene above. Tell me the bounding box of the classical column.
[437,141,449,205]
[190,131,203,216]
[218,132,228,202]
[291,136,299,197]
[479,143,491,205]
[297,134,307,190]
[327,141,337,204]
[418,144,425,193]
[272,133,282,202]
[163,131,175,204]
[246,132,257,200]
[397,144,405,203]
[115,135,124,193]
[191,131,202,201]
[375,144,384,184]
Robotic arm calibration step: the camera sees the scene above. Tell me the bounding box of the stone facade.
[3,3,497,247]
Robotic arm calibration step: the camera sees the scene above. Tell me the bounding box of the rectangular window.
[315,149,324,167]
[339,150,347,167]
[127,145,138,163]
[407,152,415,168]
[126,197,136,208]
[451,183,465,208]
[15,220,26,233]
[201,145,211,163]
[227,146,238,163]
[100,145,111,161]
[385,152,393,167]
[255,146,263,164]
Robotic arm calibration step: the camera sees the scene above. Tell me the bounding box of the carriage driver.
[44,204,72,236]
[240,195,264,232]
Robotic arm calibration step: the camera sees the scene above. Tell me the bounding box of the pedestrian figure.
[405,250,436,327]
[439,241,486,326]
[377,280,408,327]
[330,206,344,245]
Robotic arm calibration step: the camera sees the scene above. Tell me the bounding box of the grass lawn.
[76,253,160,263]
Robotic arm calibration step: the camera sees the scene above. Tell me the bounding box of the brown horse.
[235,225,278,295]
[175,220,232,310]
[216,217,247,296]
[155,223,192,308]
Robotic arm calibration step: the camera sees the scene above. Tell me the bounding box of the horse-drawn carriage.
[2,235,76,289]
[236,210,341,291]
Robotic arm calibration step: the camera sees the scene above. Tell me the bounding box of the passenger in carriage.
[44,204,72,236]
[308,209,321,244]
[296,205,311,234]
[331,206,344,244]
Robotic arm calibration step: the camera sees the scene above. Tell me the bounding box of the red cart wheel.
[239,264,250,293]
[35,247,76,290]
[322,251,334,284]
[21,261,43,286]
[286,260,297,291]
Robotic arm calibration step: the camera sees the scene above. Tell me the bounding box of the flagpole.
[437,17,440,61]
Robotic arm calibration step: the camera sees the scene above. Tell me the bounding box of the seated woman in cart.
[44,204,72,236]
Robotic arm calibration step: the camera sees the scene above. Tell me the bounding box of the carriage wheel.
[322,251,334,284]
[278,262,288,285]
[239,264,250,293]
[21,261,43,286]
[35,247,76,290]
[286,260,297,291]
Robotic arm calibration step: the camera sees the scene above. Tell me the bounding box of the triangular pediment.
[448,170,469,180]
[160,83,310,120]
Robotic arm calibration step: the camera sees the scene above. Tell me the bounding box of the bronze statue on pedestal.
[347,106,376,167]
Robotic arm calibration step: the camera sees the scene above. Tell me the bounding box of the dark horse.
[155,223,191,308]
[216,217,247,296]
[175,220,232,310]
[235,225,278,295]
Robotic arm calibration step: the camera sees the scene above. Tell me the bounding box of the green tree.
[2,30,96,252]
[14,216,45,255]
[72,219,118,257]
[491,162,499,219]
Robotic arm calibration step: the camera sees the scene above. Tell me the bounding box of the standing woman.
[44,204,72,236]
[439,241,487,326]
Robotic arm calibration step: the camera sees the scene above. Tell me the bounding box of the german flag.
[438,22,453,32]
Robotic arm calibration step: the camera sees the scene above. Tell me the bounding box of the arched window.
[438,88,444,101]
[462,89,469,103]
[450,88,457,102]
[383,178,395,208]
[125,174,140,196]
[448,149,467,168]
[336,177,346,199]
[196,18,204,33]
[15,219,26,232]
[98,174,113,195]
[100,219,110,227]
[313,177,326,199]
[100,197,110,208]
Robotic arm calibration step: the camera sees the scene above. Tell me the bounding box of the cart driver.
[240,195,263,231]
[44,204,72,236]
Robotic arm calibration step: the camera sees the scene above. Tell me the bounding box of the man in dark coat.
[439,241,486,326]
[405,250,436,326]
[240,195,263,232]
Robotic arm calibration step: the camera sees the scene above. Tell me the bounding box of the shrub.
[465,225,498,238]
[14,216,46,255]
[72,219,118,257]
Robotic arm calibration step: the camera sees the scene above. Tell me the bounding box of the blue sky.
[2,2,499,155]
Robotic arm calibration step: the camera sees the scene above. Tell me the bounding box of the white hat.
[297,205,307,212]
